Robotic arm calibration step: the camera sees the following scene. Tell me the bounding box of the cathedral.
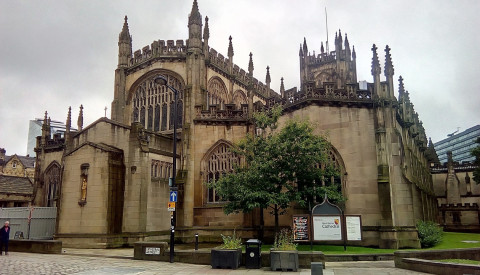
[33,0,437,248]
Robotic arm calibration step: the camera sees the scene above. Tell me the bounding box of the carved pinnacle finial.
[228,35,234,58]
[321,42,324,54]
[398,76,405,94]
[188,0,202,26]
[203,16,209,40]
[66,106,71,133]
[303,37,308,54]
[119,15,131,43]
[371,44,381,76]
[265,66,271,85]
[352,45,356,59]
[299,44,303,57]
[248,52,254,75]
[280,77,285,93]
[77,104,84,131]
[384,45,394,77]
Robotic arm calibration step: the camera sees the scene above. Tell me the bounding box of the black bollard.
[195,233,199,250]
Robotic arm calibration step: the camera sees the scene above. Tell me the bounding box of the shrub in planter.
[416,220,443,248]
[270,228,299,271]
[211,230,242,269]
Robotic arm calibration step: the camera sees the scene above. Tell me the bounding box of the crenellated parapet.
[258,80,373,112]
[431,162,478,174]
[439,203,479,210]
[207,47,275,100]
[193,104,249,125]
[128,39,187,69]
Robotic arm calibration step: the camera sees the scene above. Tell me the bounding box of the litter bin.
[245,239,262,268]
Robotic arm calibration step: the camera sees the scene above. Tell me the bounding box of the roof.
[66,141,123,157]
[4,154,35,168]
[0,175,33,195]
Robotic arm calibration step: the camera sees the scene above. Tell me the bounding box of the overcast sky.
[1,0,479,156]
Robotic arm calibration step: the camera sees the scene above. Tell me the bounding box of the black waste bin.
[245,239,262,268]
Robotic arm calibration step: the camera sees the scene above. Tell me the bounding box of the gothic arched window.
[44,162,61,207]
[202,141,240,203]
[232,90,247,110]
[177,100,183,128]
[169,101,174,130]
[131,73,184,132]
[161,103,167,131]
[140,106,145,126]
[207,77,228,109]
[148,106,153,130]
[154,104,160,132]
[312,148,346,203]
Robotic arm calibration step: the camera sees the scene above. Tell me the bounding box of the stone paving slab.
[0,251,431,274]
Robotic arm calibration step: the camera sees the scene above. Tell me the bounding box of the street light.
[154,75,178,263]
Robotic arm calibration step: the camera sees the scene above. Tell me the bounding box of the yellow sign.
[168,202,176,211]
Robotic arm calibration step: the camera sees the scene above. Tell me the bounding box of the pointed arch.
[201,140,240,204]
[127,70,185,132]
[314,145,347,199]
[207,77,228,109]
[232,90,247,109]
[44,161,61,207]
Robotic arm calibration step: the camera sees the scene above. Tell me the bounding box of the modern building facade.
[33,1,437,249]
[434,125,480,165]
[27,118,78,157]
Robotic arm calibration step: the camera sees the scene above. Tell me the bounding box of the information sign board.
[346,215,362,241]
[145,247,161,255]
[292,215,310,242]
[167,202,175,211]
[313,215,342,241]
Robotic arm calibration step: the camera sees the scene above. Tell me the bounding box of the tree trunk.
[259,207,264,240]
[274,204,279,233]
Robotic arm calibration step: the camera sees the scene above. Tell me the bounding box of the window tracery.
[313,149,346,199]
[151,159,172,179]
[207,77,228,109]
[232,90,247,109]
[202,141,240,203]
[131,74,184,132]
[44,162,61,207]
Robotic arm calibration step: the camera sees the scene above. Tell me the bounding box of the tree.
[210,105,343,234]
[472,137,480,183]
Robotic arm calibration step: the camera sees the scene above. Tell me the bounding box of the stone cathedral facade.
[33,0,437,248]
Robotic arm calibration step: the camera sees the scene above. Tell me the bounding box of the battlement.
[194,104,249,123]
[262,81,372,110]
[439,203,479,210]
[208,47,275,100]
[431,162,478,174]
[306,51,337,65]
[129,39,187,67]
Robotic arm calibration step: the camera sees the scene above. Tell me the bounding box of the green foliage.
[272,228,297,251]
[416,220,443,248]
[220,230,242,249]
[472,137,480,184]
[210,105,344,230]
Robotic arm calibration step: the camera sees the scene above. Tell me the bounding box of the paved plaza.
[0,249,430,275]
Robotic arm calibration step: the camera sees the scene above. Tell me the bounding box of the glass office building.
[434,125,480,165]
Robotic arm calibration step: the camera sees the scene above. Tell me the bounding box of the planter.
[211,248,242,269]
[270,250,299,271]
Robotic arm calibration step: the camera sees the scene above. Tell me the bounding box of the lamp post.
[154,75,178,263]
